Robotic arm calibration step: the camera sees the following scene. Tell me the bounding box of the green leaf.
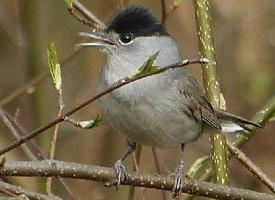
[187,156,210,178]
[64,0,74,8]
[134,51,161,78]
[47,42,62,90]
[173,0,185,6]
[79,115,103,129]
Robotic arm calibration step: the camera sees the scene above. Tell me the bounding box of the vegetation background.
[0,0,274,199]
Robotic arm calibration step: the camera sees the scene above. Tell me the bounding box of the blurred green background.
[0,0,274,199]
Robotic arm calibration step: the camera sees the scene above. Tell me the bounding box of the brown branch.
[0,160,274,200]
[0,180,62,200]
[0,58,206,156]
[226,140,275,193]
[0,48,80,107]
[70,0,106,30]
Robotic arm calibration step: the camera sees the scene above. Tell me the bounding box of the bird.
[78,5,261,197]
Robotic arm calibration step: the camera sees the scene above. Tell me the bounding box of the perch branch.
[0,160,274,200]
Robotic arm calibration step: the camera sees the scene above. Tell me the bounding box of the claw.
[172,161,185,198]
[113,159,127,187]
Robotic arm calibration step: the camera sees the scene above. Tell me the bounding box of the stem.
[193,0,229,187]
[46,89,64,193]
[233,95,275,148]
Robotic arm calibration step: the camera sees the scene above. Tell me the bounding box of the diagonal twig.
[0,109,77,200]
[226,140,275,193]
[0,180,62,200]
[69,0,106,30]
[0,58,207,156]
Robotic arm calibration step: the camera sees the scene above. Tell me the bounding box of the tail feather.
[220,121,243,133]
[213,107,262,133]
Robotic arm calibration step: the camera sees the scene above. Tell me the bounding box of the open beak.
[77,31,115,48]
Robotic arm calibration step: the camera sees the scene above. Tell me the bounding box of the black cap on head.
[106,6,168,37]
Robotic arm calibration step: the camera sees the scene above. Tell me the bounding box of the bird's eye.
[119,33,134,45]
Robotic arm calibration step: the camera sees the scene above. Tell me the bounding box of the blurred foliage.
[0,0,274,199]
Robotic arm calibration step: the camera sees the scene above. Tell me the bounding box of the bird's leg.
[114,140,136,187]
[172,143,186,198]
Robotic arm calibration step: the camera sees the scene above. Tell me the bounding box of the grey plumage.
[78,5,261,196]
[97,33,259,148]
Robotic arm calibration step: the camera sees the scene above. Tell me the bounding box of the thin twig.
[129,145,146,200]
[70,0,106,30]
[1,109,37,161]
[46,88,65,193]
[0,160,274,200]
[0,108,77,200]
[0,48,80,107]
[226,140,275,193]
[0,180,62,200]
[160,0,167,24]
[0,187,16,197]
[0,5,20,50]
[68,8,96,28]
[152,147,167,200]
[0,58,206,156]
[118,0,124,9]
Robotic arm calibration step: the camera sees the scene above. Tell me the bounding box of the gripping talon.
[172,161,185,198]
[113,159,127,187]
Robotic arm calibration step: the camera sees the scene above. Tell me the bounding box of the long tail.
[214,107,262,133]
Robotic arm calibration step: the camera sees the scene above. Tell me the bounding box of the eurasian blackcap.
[78,6,261,197]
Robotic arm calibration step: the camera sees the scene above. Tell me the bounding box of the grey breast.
[97,36,202,148]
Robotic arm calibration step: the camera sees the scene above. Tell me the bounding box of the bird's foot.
[113,159,127,187]
[172,161,185,198]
